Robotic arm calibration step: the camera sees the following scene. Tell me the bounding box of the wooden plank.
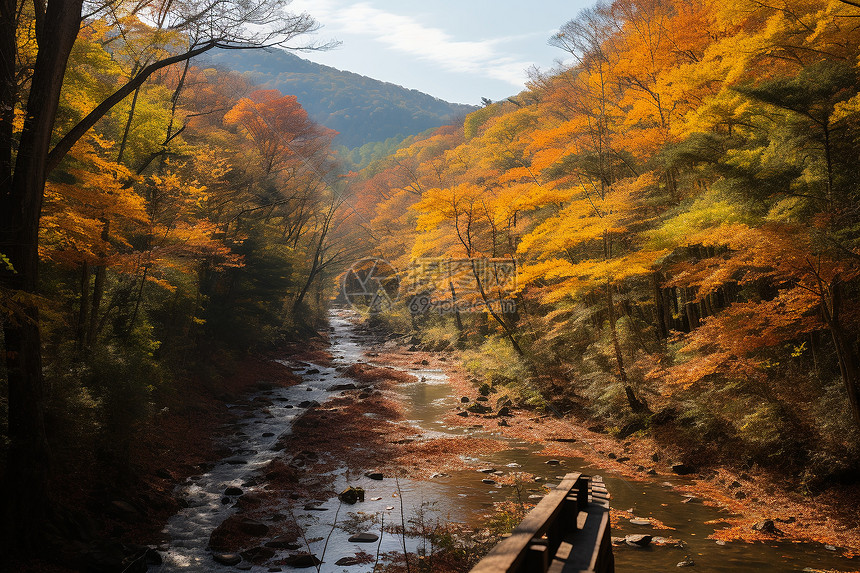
[552,509,610,573]
[469,473,582,573]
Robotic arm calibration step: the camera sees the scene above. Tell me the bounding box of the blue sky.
[287,0,595,105]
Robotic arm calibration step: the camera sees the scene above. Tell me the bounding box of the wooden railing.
[469,473,614,573]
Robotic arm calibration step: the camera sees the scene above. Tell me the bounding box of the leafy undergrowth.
[369,335,860,561]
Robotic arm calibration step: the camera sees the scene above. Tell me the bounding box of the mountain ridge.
[202,48,476,149]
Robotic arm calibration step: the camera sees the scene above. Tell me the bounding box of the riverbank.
[7,347,313,573]
[356,322,860,564]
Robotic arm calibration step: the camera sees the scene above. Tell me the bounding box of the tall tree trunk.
[87,219,110,346]
[76,261,90,352]
[653,272,668,340]
[0,0,84,548]
[821,277,860,428]
[448,279,465,347]
[606,280,646,413]
[470,260,523,355]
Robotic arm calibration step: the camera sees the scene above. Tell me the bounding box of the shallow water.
[155,309,858,572]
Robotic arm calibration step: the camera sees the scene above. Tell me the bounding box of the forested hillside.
[351,0,860,485]
[203,49,477,148]
[0,1,361,558]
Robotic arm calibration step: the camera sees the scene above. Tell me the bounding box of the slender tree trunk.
[0,0,84,548]
[470,260,522,355]
[821,278,860,428]
[448,279,465,346]
[87,219,110,346]
[76,261,90,352]
[653,272,668,340]
[606,280,645,412]
[116,83,142,164]
[126,263,149,338]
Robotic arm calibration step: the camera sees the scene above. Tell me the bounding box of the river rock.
[262,432,275,437]
[653,537,685,548]
[677,557,695,567]
[336,556,365,565]
[210,515,270,550]
[306,368,320,374]
[629,518,651,526]
[752,520,783,535]
[681,496,701,504]
[212,553,242,566]
[265,536,301,550]
[348,532,379,543]
[478,467,496,473]
[625,534,652,547]
[331,383,357,391]
[545,459,561,465]
[303,503,328,511]
[466,402,492,414]
[224,457,248,465]
[671,463,694,475]
[339,486,365,504]
[241,547,276,562]
[236,493,263,508]
[365,471,384,480]
[482,478,497,485]
[283,553,321,568]
[224,487,243,496]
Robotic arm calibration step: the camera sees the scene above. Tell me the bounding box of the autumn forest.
[2,0,860,571]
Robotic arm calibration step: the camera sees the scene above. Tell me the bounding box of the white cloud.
[288,0,530,88]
